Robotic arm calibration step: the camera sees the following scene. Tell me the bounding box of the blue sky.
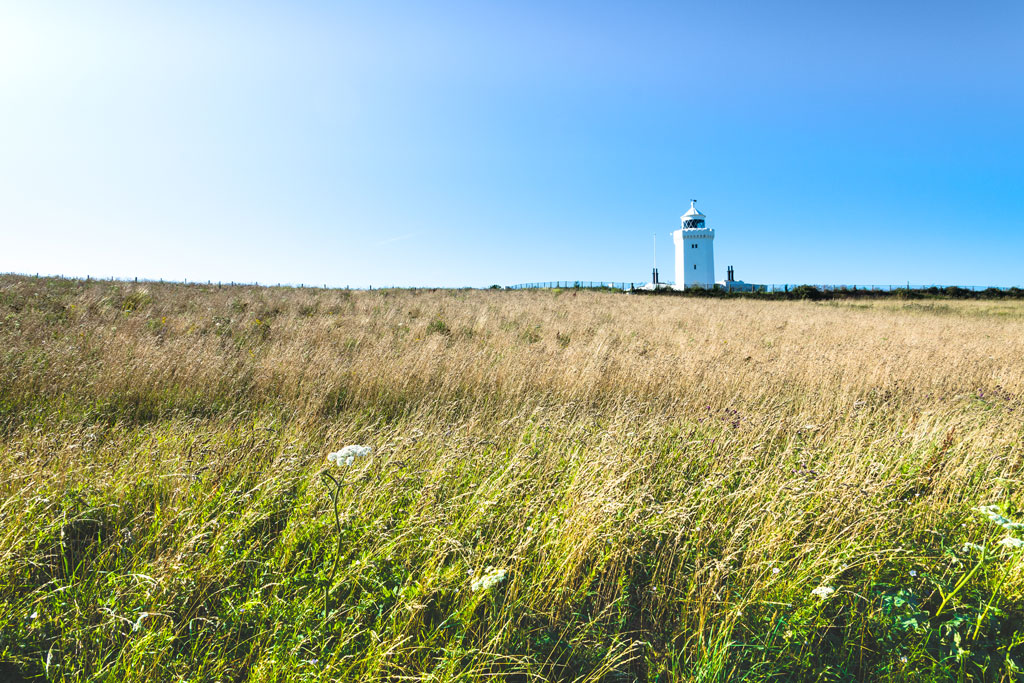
[2,1,1022,287]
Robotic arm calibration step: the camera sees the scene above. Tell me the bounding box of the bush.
[791,285,822,300]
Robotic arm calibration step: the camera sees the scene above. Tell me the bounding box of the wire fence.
[763,284,1020,292]
[507,281,1022,293]
[507,281,637,290]
[6,272,1020,294]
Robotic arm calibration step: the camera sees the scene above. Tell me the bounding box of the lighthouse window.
[693,264,697,270]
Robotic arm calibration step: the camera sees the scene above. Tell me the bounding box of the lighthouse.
[672,200,715,289]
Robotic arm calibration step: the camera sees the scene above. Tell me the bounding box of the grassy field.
[2,275,1024,682]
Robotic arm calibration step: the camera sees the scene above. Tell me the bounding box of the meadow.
[1,275,1023,682]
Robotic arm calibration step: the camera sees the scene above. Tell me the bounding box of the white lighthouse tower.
[672,199,715,289]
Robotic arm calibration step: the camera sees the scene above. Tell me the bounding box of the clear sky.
[2,1,1022,288]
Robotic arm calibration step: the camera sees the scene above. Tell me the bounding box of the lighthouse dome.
[682,199,705,219]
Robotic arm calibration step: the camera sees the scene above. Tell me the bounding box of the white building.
[672,200,715,289]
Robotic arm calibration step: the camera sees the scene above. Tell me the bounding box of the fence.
[759,284,1019,293]
[6,273,1020,294]
[507,281,1021,293]
[507,281,637,290]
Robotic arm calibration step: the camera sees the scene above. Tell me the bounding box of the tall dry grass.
[1,275,1023,681]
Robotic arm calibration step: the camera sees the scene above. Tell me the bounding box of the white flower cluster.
[810,585,835,599]
[470,566,507,592]
[977,505,1024,552]
[327,445,371,467]
[977,505,1024,531]
[962,542,985,553]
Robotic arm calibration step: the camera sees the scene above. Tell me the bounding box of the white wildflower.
[977,505,1024,531]
[470,566,507,592]
[133,612,149,632]
[811,585,836,599]
[999,536,1024,550]
[772,567,781,575]
[29,611,38,620]
[900,656,908,663]
[909,570,917,577]
[327,445,371,467]
[962,542,985,553]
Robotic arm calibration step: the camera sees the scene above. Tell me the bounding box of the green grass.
[1,275,1024,681]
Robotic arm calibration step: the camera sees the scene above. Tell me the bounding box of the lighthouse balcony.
[675,228,714,238]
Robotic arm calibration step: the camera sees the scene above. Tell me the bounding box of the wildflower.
[327,445,371,466]
[962,542,985,553]
[470,566,508,592]
[811,585,835,599]
[29,611,38,620]
[977,505,1024,531]
[909,570,917,577]
[133,612,149,632]
[900,656,908,663]
[772,567,780,575]
[999,536,1024,550]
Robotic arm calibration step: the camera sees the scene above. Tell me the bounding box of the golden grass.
[1,276,1023,681]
